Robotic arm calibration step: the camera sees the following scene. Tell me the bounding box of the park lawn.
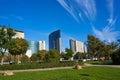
[0,66,120,80]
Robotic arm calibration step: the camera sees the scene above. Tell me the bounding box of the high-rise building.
[49,30,61,53]
[28,41,39,54]
[39,41,46,50]
[0,27,24,39]
[14,30,24,39]
[70,39,84,54]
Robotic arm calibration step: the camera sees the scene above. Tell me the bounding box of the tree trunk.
[17,55,20,64]
[1,54,4,65]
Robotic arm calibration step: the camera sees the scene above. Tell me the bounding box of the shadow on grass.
[80,74,89,76]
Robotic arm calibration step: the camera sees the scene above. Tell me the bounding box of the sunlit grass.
[0,66,120,80]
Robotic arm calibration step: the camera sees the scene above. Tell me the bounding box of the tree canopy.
[0,26,16,65]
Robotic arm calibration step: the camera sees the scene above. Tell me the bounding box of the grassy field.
[0,66,120,80]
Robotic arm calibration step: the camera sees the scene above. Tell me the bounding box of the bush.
[0,61,83,70]
[111,49,120,65]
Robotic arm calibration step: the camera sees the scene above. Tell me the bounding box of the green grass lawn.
[0,66,120,80]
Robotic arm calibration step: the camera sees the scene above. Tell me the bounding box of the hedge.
[0,61,83,70]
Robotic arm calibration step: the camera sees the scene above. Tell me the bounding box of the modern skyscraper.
[39,41,46,50]
[70,39,84,54]
[49,30,61,53]
[28,41,39,54]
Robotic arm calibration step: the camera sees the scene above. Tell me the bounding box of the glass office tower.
[28,41,39,54]
[49,30,61,53]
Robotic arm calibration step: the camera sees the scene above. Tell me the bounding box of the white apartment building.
[39,41,46,51]
[14,30,24,39]
[70,39,84,54]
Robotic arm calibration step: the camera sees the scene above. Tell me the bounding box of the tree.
[9,38,28,64]
[64,48,73,60]
[20,55,30,63]
[87,35,103,60]
[111,49,120,64]
[45,49,59,63]
[74,52,85,60]
[0,26,16,65]
[30,54,38,62]
[37,50,48,62]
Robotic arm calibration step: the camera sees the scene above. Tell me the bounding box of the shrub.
[0,61,83,70]
[111,49,120,65]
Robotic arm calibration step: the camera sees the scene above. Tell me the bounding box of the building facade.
[39,41,46,51]
[70,39,84,54]
[14,30,24,39]
[49,30,61,53]
[28,41,39,54]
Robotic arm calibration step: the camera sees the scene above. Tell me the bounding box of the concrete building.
[70,39,84,54]
[28,41,39,54]
[14,30,24,39]
[49,30,61,53]
[39,41,46,50]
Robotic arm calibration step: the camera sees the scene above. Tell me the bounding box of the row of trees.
[30,48,74,63]
[87,35,120,64]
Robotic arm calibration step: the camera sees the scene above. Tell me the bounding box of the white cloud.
[15,16,24,21]
[76,0,96,21]
[92,0,119,42]
[10,14,24,21]
[93,19,119,42]
[57,0,96,22]
[57,0,79,22]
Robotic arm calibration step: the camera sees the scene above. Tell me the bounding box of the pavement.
[84,63,120,68]
[0,67,72,73]
[0,64,120,73]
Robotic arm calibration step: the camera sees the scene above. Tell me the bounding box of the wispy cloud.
[76,0,96,21]
[0,15,24,21]
[57,0,78,22]
[93,0,119,42]
[92,24,119,42]
[10,14,24,21]
[57,0,96,22]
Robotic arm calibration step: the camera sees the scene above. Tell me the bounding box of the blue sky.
[0,0,120,51]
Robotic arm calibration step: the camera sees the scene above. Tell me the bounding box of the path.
[0,67,72,73]
[84,63,120,68]
[0,64,120,73]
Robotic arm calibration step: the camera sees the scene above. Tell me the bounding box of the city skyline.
[0,0,120,50]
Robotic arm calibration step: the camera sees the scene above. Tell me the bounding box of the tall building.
[0,27,24,39]
[28,41,39,54]
[39,41,46,50]
[49,30,61,53]
[14,30,24,39]
[70,39,84,54]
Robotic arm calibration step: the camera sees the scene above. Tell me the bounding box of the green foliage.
[87,35,103,59]
[30,54,38,61]
[9,38,28,56]
[37,50,48,62]
[64,48,73,60]
[21,55,30,63]
[0,61,80,70]
[74,52,86,59]
[45,49,59,63]
[0,26,16,65]
[111,49,120,64]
